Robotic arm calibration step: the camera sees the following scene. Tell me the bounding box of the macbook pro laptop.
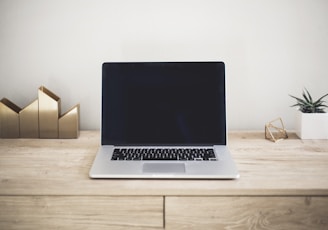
[89,62,239,179]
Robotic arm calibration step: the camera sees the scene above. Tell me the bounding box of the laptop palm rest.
[143,163,185,173]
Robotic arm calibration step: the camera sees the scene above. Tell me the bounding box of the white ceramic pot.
[295,110,328,139]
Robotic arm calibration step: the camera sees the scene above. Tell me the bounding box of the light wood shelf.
[1,131,327,229]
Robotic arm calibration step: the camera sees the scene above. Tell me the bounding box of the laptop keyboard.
[111,148,217,161]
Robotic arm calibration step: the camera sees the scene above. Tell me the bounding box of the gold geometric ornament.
[0,86,80,139]
[265,117,288,142]
[38,86,61,138]
[0,98,21,138]
[19,99,39,138]
[59,104,80,139]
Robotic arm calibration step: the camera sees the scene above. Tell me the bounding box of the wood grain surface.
[1,131,328,229]
[0,196,163,230]
[166,196,328,230]
[0,131,327,196]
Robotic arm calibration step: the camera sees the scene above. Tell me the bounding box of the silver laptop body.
[89,62,239,179]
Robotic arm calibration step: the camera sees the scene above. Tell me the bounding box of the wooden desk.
[1,131,327,229]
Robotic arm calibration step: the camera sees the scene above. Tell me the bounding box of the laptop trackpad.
[143,163,185,173]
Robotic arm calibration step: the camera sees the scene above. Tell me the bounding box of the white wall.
[1,0,328,130]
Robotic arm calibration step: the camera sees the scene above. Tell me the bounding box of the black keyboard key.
[111,148,217,161]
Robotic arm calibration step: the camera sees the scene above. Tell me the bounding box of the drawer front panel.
[0,196,163,230]
[166,196,328,230]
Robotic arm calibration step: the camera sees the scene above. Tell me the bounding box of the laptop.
[89,62,239,179]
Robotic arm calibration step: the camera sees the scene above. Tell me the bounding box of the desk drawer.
[165,196,328,230]
[0,196,163,230]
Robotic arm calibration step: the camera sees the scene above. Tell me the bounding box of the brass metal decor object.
[59,104,80,138]
[38,86,61,138]
[0,86,80,139]
[0,98,21,138]
[19,99,39,138]
[265,117,288,142]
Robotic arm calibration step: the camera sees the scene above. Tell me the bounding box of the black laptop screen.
[101,62,226,145]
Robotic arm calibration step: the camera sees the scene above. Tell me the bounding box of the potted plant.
[290,88,328,139]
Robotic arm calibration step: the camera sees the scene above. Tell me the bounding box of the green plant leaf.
[304,88,313,103]
[289,89,328,113]
[314,93,328,104]
[289,95,307,105]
